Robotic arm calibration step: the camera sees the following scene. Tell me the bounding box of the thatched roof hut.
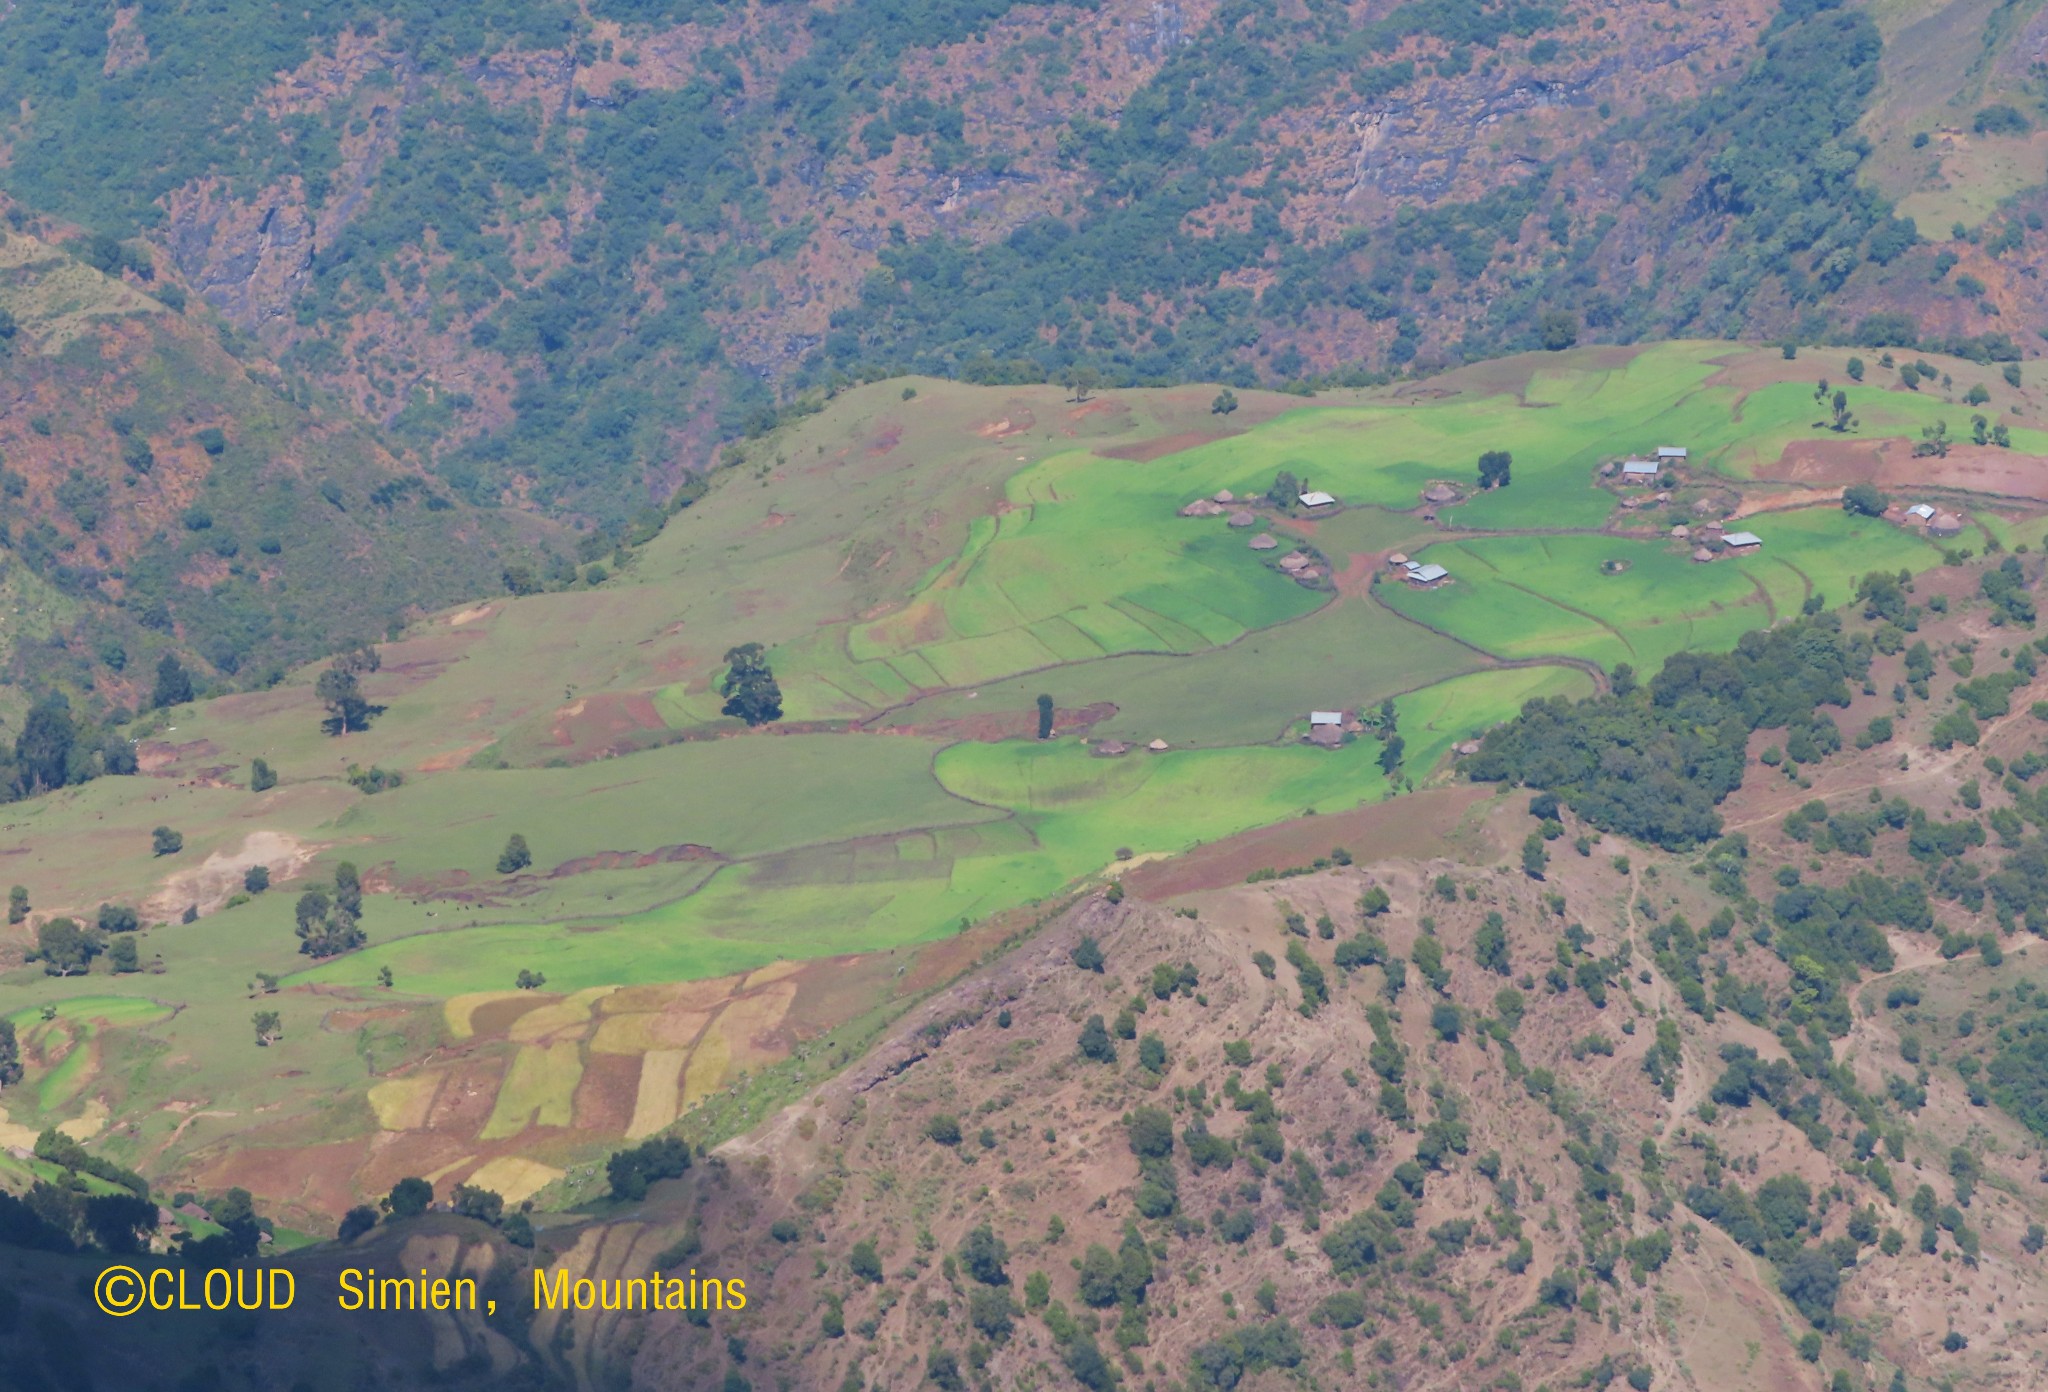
[1691,547,1715,563]
[1278,551,1311,571]
[1422,483,1460,505]
[1227,509,1257,527]
[1147,738,1169,752]
[1214,489,1235,503]
[1671,525,1689,539]
[1091,740,1131,758]
[1248,534,1279,550]
[1929,513,1965,538]
[1179,499,1225,517]
[1388,552,1409,567]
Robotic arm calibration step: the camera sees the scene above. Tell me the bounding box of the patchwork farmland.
[2,339,2043,1230]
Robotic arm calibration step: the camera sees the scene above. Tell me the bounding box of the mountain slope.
[9,0,2048,527]
[0,216,551,712]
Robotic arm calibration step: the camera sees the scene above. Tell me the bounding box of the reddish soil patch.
[864,701,1116,741]
[1099,429,1232,462]
[1125,785,1495,899]
[867,422,903,455]
[972,409,1036,438]
[574,1052,639,1134]
[189,1137,370,1220]
[135,738,221,774]
[550,692,666,751]
[1334,551,1384,597]
[1770,436,2048,500]
[547,844,725,876]
[417,740,491,773]
[1067,400,1118,419]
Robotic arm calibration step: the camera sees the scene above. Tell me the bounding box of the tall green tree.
[1036,694,1055,740]
[0,1019,21,1086]
[151,653,194,708]
[36,918,96,976]
[498,834,532,873]
[1477,450,1512,490]
[720,643,784,726]
[249,758,277,792]
[7,885,27,925]
[14,694,76,795]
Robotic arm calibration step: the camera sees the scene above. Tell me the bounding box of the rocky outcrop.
[160,186,317,331]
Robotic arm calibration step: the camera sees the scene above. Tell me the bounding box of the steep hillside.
[5,768,2048,1392]
[8,0,2048,525]
[0,214,554,715]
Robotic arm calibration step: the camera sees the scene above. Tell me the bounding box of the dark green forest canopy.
[1466,615,1870,851]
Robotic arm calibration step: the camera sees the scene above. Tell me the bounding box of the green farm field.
[0,342,2032,1219]
[1381,508,1948,671]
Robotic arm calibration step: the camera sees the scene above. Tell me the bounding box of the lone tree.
[383,1177,433,1219]
[1537,310,1578,351]
[1035,694,1055,740]
[244,865,270,893]
[1211,389,1239,416]
[0,1019,20,1086]
[8,885,27,925]
[35,918,96,975]
[719,643,784,726]
[1841,482,1889,517]
[1063,364,1100,402]
[498,834,532,874]
[1477,450,1512,490]
[252,1010,283,1046]
[151,653,194,709]
[249,757,276,792]
[515,968,547,990]
[151,826,183,856]
[316,645,384,735]
[1829,390,1857,434]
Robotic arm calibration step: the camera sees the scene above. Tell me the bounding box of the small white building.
[1309,711,1343,727]
[1905,503,1936,521]
[1721,531,1763,551]
[1655,446,1688,462]
[1406,562,1449,584]
[1299,491,1337,508]
[1620,460,1660,481]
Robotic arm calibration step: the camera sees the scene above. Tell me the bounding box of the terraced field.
[3,341,2041,1226]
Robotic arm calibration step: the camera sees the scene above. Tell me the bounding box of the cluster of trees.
[1468,613,1869,848]
[606,1134,693,1202]
[0,692,137,803]
[294,862,366,957]
[0,1128,273,1261]
[31,903,151,976]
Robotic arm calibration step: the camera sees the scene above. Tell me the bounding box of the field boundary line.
[1492,578,1638,658]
